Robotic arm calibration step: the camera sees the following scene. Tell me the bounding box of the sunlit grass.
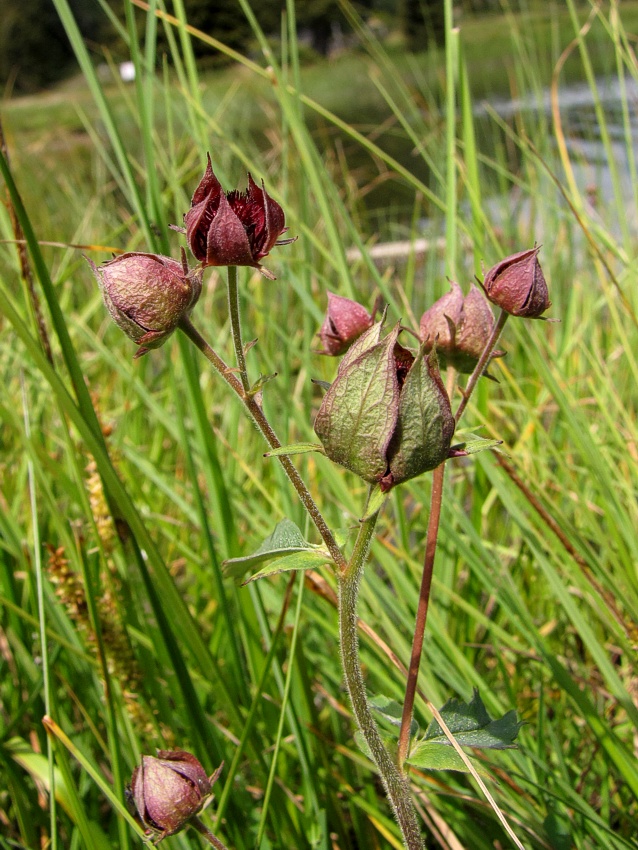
[1,1,637,849]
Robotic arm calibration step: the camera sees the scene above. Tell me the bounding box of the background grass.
[1,1,637,848]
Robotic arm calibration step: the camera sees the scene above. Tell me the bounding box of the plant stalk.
[398,308,509,763]
[396,459,446,769]
[339,507,423,850]
[178,316,346,570]
[396,367,456,768]
[454,308,508,424]
[191,816,230,850]
[226,265,250,392]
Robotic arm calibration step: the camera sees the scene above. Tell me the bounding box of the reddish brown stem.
[396,459,446,768]
[398,308,509,768]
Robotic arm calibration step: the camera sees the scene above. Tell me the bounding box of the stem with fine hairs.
[178,315,346,571]
[191,816,230,850]
[339,502,424,850]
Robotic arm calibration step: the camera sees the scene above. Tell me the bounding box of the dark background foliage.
[0,0,522,95]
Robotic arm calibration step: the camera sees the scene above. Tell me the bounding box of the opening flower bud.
[88,252,202,358]
[129,750,217,840]
[481,247,551,318]
[183,154,296,279]
[317,292,375,356]
[314,322,455,492]
[420,282,505,374]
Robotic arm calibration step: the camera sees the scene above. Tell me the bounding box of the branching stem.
[339,505,424,850]
[454,309,509,425]
[398,309,509,766]
[178,315,346,570]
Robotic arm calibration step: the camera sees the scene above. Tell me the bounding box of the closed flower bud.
[129,750,219,840]
[317,292,375,356]
[183,154,296,279]
[420,282,505,374]
[88,252,202,358]
[314,322,455,492]
[481,247,550,318]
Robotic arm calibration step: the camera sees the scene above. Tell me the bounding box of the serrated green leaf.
[263,442,325,458]
[241,549,332,584]
[406,741,489,775]
[370,694,419,739]
[222,518,314,580]
[424,689,523,749]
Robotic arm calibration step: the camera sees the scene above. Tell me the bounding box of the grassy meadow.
[1,0,638,848]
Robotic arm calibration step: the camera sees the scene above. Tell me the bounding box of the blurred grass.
[1,0,638,849]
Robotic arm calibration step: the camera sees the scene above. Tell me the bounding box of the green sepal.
[386,344,455,486]
[264,442,325,458]
[314,325,400,482]
[360,484,390,521]
[337,316,385,373]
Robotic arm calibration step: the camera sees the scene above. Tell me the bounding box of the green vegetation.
[1,1,637,849]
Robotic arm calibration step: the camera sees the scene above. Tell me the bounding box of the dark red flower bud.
[87,252,202,358]
[317,292,375,356]
[481,247,550,318]
[183,154,295,279]
[420,282,505,374]
[129,750,220,840]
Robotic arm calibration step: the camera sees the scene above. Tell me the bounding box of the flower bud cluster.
[314,321,455,491]
[89,156,295,356]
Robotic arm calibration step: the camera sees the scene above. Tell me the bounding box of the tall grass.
[1,1,637,848]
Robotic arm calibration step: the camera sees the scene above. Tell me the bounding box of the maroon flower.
[129,750,222,841]
[317,292,376,356]
[481,247,550,318]
[183,155,295,278]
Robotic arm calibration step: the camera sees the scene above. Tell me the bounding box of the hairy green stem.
[339,507,424,850]
[178,316,346,570]
[226,265,250,392]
